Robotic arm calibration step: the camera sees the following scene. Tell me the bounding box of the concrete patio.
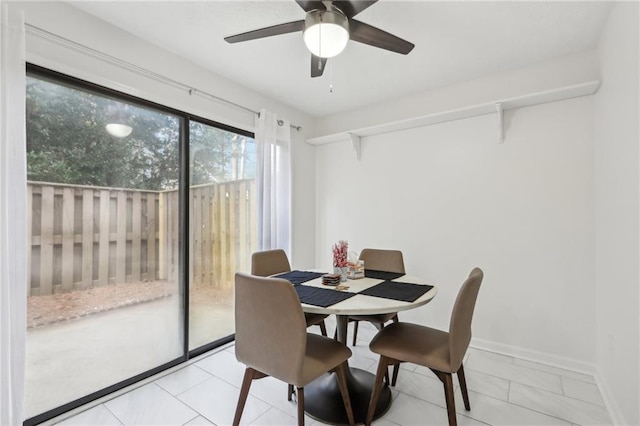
[25,295,234,419]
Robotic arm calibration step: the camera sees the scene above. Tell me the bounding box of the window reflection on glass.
[188,121,256,350]
[25,75,183,418]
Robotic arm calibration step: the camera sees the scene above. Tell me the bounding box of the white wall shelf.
[306,80,601,147]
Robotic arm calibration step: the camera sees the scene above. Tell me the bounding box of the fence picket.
[219,186,229,285]
[61,188,75,292]
[238,181,248,273]
[172,190,179,285]
[40,186,54,295]
[212,185,221,286]
[228,184,237,288]
[158,192,166,281]
[27,185,33,296]
[147,193,157,281]
[202,186,212,286]
[193,188,202,286]
[98,190,110,286]
[132,192,142,282]
[81,189,94,287]
[116,191,127,284]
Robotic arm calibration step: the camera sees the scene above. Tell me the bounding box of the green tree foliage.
[26,75,255,190]
[190,121,256,186]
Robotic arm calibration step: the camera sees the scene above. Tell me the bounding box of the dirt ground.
[27,281,233,329]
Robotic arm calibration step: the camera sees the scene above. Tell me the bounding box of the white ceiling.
[68,1,613,118]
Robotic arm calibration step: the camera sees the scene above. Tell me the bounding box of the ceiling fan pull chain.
[329,60,334,93]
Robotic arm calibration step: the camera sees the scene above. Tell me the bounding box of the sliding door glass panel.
[188,121,256,349]
[25,74,183,418]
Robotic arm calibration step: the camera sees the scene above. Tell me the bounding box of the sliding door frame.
[24,63,249,426]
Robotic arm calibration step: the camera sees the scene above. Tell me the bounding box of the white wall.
[594,2,640,425]
[315,96,596,368]
[11,0,318,267]
[312,51,599,139]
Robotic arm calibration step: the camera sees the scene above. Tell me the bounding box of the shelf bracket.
[348,132,361,161]
[496,102,505,144]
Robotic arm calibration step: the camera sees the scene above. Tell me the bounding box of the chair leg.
[335,362,355,426]
[233,367,256,426]
[378,322,390,385]
[319,320,327,337]
[431,369,457,426]
[366,356,390,426]
[391,363,400,386]
[296,387,305,426]
[457,364,471,411]
[443,373,457,426]
[352,320,359,346]
[288,384,295,401]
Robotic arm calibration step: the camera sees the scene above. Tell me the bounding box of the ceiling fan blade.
[349,19,415,54]
[224,20,305,43]
[311,54,327,78]
[333,1,377,18]
[295,0,325,12]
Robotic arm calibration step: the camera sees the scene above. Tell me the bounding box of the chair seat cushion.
[369,322,454,373]
[297,334,352,387]
[348,312,397,324]
[305,312,329,327]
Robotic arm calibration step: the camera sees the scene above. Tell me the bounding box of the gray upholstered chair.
[345,248,405,385]
[366,268,484,426]
[251,249,329,337]
[233,273,355,426]
[251,249,330,401]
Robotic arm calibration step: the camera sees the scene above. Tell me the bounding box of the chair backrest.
[235,272,307,384]
[359,248,406,274]
[448,267,483,370]
[251,249,291,277]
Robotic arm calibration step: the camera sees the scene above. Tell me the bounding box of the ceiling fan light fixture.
[303,9,349,58]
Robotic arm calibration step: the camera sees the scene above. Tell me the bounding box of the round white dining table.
[297,274,438,425]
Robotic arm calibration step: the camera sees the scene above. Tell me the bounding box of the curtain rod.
[25,23,302,132]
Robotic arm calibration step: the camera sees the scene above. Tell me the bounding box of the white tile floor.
[50,320,611,426]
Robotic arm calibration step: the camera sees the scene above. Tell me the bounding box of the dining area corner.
[231,247,482,426]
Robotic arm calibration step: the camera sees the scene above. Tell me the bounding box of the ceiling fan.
[224,0,415,78]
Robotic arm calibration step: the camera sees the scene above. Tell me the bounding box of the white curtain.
[255,109,292,256]
[0,4,27,426]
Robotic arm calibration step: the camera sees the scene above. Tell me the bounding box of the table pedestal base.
[304,367,392,425]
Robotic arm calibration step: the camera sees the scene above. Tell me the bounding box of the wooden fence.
[27,179,256,296]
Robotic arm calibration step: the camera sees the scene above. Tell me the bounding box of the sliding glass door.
[25,67,256,424]
[188,121,256,350]
[25,71,185,420]
[23,67,259,424]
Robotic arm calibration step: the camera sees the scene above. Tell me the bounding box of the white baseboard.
[470,337,596,375]
[594,367,628,426]
[470,338,628,425]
